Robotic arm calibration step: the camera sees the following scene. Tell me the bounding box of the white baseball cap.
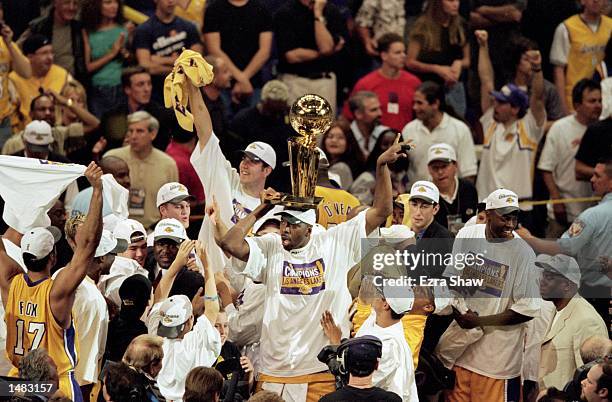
[157,295,193,339]
[379,225,415,244]
[113,219,147,244]
[275,209,317,226]
[535,254,581,286]
[21,227,61,260]
[23,120,53,151]
[253,215,281,235]
[409,180,440,204]
[95,230,128,258]
[240,141,277,169]
[153,218,187,243]
[486,189,519,215]
[382,284,415,315]
[156,182,194,208]
[427,143,457,164]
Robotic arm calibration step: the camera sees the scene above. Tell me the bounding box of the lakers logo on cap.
[433,148,443,154]
[506,197,515,203]
[164,227,174,233]
[418,186,427,193]
[35,134,44,141]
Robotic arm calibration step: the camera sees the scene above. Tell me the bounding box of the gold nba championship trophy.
[279,94,333,209]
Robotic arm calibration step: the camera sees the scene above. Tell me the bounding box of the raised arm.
[153,240,195,304]
[51,163,103,329]
[365,136,409,235]
[188,82,213,151]
[195,241,219,324]
[476,30,494,114]
[219,191,276,262]
[527,50,546,126]
[1,24,31,79]
[313,0,335,56]
[475,4,522,23]
[0,231,25,308]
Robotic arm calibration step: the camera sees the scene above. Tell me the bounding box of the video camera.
[317,336,383,390]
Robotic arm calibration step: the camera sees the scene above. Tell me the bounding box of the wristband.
[204,295,219,301]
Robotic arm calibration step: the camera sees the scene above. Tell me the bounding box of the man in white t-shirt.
[443,188,541,402]
[474,30,546,230]
[355,285,418,401]
[219,138,407,401]
[538,79,602,237]
[401,81,477,185]
[186,81,277,272]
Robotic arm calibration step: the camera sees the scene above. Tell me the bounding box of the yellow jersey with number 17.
[5,274,81,402]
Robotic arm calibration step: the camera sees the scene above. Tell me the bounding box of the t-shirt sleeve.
[457,122,478,178]
[557,214,595,256]
[324,210,368,269]
[202,3,222,33]
[508,247,540,318]
[550,23,569,66]
[243,234,276,282]
[132,25,151,51]
[537,127,559,172]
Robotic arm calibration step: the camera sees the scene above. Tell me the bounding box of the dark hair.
[508,36,538,75]
[169,269,205,300]
[320,118,366,177]
[572,78,601,106]
[104,363,148,402]
[30,93,53,114]
[121,66,149,89]
[417,81,462,120]
[346,352,378,377]
[247,391,285,402]
[598,362,612,393]
[348,91,378,115]
[364,129,398,172]
[81,0,124,31]
[390,309,405,320]
[183,367,223,402]
[537,387,568,402]
[377,33,404,53]
[23,252,52,273]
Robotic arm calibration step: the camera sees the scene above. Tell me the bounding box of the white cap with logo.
[409,180,440,204]
[113,219,147,244]
[157,295,193,339]
[156,182,194,208]
[427,143,457,164]
[21,227,61,260]
[95,230,128,258]
[486,189,520,215]
[241,142,276,169]
[23,120,53,151]
[275,209,317,226]
[535,254,581,286]
[153,218,187,243]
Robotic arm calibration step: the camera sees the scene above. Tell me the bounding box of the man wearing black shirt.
[575,117,612,181]
[203,0,273,113]
[427,143,478,234]
[274,0,348,111]
[320,336,401,402]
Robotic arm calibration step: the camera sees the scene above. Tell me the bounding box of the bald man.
[69,156,131,216]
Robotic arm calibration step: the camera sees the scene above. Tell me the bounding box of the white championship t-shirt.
[476,108,545,207]
[443,224,541,379]
[356,312,418,402]
[537,114,593,221]
[243,211,368,377]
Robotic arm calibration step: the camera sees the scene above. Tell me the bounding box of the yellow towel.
[163,49,214,131]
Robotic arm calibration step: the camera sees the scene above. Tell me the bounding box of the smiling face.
[324,127,348,158]
[214,311,229,345]
[239,155,271,187]
[120,237,148,267]
[413,90,438,122]
[486,210,518,239]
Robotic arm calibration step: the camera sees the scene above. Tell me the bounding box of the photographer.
[319,336,401,401]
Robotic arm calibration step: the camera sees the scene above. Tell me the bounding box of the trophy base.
[278,194,323,210]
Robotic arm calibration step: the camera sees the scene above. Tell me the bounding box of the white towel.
[0,156,85,233]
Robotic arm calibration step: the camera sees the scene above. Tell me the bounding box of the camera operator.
[319,335,402,402]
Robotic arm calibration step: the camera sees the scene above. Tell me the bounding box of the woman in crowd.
[349,129,409,205]
[81,0,128,118]
[406,0,469,117]
[320,119,366,190]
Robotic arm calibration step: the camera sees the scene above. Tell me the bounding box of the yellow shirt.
[315,186,361,228]
[9,64,71,128]
[563,14,612,108]
[175,0,207,31]
[0,39,20,121]
[352,301,427,368]
[5,274,80,400]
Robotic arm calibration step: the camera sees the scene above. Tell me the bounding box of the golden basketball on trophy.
[279,94,333,209]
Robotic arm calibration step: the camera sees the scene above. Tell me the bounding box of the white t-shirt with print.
[242,211,368,377]
[476,108,545,208]
[537,115,593,221]
[443,224,541,379]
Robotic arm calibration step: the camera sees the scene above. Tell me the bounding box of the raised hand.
[84,162,103,189]
[377,134,413,166]
[475,30,488,47]
[320,310,342,344]
[175,239,195,268]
